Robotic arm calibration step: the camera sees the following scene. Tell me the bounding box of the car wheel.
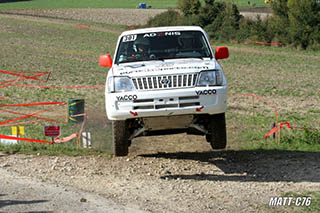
[206,113,227,149]
[112,120,130,156]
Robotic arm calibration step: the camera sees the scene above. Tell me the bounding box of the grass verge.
[0,0,268,10]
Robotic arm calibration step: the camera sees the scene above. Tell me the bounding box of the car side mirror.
[215,47,229,60]
[99,54,113,67]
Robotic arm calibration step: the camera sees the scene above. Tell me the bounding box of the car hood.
[112,59,217,77]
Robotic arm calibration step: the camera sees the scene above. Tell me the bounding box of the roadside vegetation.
[146,0,320,50]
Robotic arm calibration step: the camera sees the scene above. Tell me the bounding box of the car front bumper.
[106,86,227,120]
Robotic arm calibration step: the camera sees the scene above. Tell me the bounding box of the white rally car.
[100,26,229,156]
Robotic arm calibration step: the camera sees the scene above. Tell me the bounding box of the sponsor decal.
[164,32,181,36]
[143,33,157,38]
[116,95,138,101]
[122,34,137,42]
[196,89,217,95]
[143,32,181,38]
[119,66,209,75]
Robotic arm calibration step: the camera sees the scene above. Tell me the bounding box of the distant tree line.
[145,0,320,50]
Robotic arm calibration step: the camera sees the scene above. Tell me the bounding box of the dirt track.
[0,8,319,213]
[1,145,320,212]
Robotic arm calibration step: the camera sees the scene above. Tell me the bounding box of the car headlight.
[107,76,135,92]
[197,70,224,86]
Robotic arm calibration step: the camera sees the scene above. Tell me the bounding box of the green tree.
[146,10,183,27]
[177,0,201,16]
[287,0,320,49]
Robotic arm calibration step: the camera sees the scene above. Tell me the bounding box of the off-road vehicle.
[100,26,229,156]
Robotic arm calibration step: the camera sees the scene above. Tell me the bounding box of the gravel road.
[0,165,145,212]
[1,141,319,212]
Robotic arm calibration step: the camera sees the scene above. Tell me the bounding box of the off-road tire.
[112,120,130,156]
[206,113,227,149]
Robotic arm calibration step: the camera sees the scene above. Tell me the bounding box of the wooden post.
[252,96,255,116]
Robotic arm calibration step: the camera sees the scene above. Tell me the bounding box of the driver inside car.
[178,33,195,50]
[132,37,150,60]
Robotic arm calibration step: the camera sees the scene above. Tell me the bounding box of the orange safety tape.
[0,102,66,107]
[1,69,103,89]
[0,102,67,126]
[0,78,21,89]
[0,134,51,144]
[0,114,85,144]
[54,133,78,143]
[290,126,320,131]
[251,41,282,46]
[0,108,67,124]
[75,24,90,29]
[264,122,293,140]
[0,133,78,144]
[238,94,279,124]
[0,119,48,127]
[232,40,282,47]
[0,108,57,126]
[264,122,320,140]
[0,70,51,82]
[0,70,50,89]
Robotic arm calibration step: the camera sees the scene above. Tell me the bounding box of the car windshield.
[115,31,212,64]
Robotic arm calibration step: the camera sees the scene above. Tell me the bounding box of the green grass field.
[0,0,268,10]
[0,12,319,155]
[2,0,175,9]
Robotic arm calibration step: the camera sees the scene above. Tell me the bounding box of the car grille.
[131,73,198,90]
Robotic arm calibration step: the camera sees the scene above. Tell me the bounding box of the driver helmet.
[133,37,150,53]
[178,33,195,48]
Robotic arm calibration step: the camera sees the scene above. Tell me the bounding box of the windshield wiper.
[175,56,205,60]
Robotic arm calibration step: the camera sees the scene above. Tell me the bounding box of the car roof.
[120,26,205,36]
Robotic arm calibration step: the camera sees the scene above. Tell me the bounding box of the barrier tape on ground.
[0,102,67,126]
[1,69,104,89]
[231,40,282,47]
[0,108,66,124]
[0,134,51,144]
[0,133,78,144]
[0,113,86,144]
[0,70,51,82]
[0,70,90,145]
[236,94,320,142]
[0,102,66,108]
[265,122,320,140]
[0,77,21,89]
[264,122,292,140]
[0,70,51,89]
[0,119,50,127]
[75,24,89,29]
